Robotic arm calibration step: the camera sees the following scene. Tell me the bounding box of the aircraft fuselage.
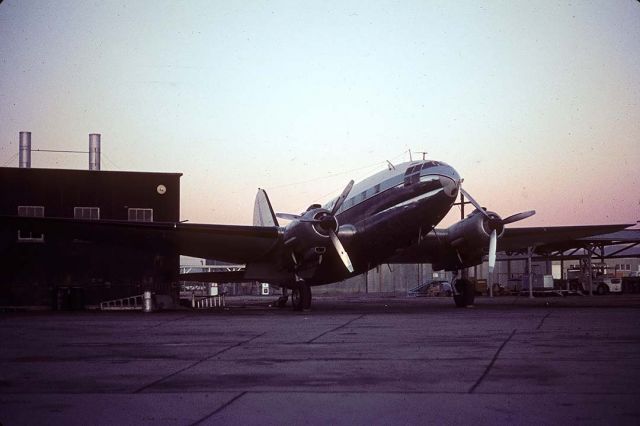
[288,160,461,285]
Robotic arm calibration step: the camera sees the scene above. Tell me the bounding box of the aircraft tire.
[291,283,311,311]
[302,284,312,310]
[453,279,474,308]
[291,288,303,311]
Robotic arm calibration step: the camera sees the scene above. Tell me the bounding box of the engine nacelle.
[281,208,338,271]
[445,209,504,267]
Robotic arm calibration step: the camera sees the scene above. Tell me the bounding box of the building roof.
[0,166,182,177]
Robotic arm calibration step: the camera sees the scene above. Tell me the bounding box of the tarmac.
[1,294,640,425]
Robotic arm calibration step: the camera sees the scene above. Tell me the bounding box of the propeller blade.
[331,180,355,215]
[459,188,491,219]
[329,230,354,273]
[502,210,536,225]
[488,229,497,273]
[275,213,301,221]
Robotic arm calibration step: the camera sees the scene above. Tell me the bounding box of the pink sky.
[0,1,638,227]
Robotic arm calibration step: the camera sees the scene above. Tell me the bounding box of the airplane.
[2,159,633,310]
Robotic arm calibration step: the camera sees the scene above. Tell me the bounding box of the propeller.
[276,212,303,221]
[330,230,354,273]
[502,210,536,225]
[276,180,355,273]
[326,180,355,272]
[460,188,535,273]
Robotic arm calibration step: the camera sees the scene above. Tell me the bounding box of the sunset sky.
[1,1,639,227]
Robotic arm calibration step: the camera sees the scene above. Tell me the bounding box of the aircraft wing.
[388,223,634,264]
[0,215,282,264]
[498,224,636,254]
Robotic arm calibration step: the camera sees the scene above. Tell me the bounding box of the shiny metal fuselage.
[305,160,460,285]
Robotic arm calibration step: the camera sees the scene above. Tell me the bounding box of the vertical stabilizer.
[253,188,279,227]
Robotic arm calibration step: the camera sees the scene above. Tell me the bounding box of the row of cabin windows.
[16,206,155,242]
[340,179,399,212]
[331,163,445,212]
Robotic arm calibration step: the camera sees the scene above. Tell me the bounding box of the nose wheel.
[291,282,312,311]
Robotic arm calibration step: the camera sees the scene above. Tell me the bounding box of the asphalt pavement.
[1,294,640,425]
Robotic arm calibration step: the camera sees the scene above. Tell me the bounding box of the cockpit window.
[421,161,441,169]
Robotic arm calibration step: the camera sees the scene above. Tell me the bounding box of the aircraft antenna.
[415,151,428,160]
[386,160,396,170]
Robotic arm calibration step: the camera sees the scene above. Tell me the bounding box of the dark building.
[0,167,182,309]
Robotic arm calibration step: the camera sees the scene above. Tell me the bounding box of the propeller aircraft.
[2,159,632,310]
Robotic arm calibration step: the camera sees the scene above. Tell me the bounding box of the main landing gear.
[274,283,312,311]
[452,278,475,308]
[291,282,312,311]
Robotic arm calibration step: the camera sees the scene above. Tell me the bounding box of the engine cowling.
[445,209,505,267]
[281,207,339,276]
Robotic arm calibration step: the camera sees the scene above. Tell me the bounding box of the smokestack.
[89,133,101,171]
[19,131,32,168]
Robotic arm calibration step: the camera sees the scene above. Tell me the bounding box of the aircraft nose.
[439,175,459,198]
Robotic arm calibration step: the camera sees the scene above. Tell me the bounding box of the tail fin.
[253,188,279,227]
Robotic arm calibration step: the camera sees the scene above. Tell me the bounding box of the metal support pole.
[364,265,369,294]
[528,247,534,299]
[588,254,593,296]
[143,291,153,313]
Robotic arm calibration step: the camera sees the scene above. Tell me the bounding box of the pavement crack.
[188,391,247,426]
[536,312,551,330]
[133,333,265,393]
[306,314,365,344]
[468,329,516,394]
[141,315,189,330]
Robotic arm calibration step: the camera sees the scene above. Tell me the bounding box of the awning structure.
[493,228,640,299]
[497,229,640,262]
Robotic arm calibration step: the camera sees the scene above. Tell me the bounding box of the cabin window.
[74,207,100,220]
[128,208,153,222]
[17,205,45,242]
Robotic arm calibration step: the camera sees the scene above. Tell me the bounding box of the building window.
[17,205,45,242]
[74,207,100,220]
[128,208,153,222]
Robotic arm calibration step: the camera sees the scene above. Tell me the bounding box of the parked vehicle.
[592,277,622,295]
[409,280,452,297]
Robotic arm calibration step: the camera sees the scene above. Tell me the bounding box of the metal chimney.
[89,133,101,171]
[19,131,31,168]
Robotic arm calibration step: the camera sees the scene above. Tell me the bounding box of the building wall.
[0,167,182,308]
[314,263,455,295]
